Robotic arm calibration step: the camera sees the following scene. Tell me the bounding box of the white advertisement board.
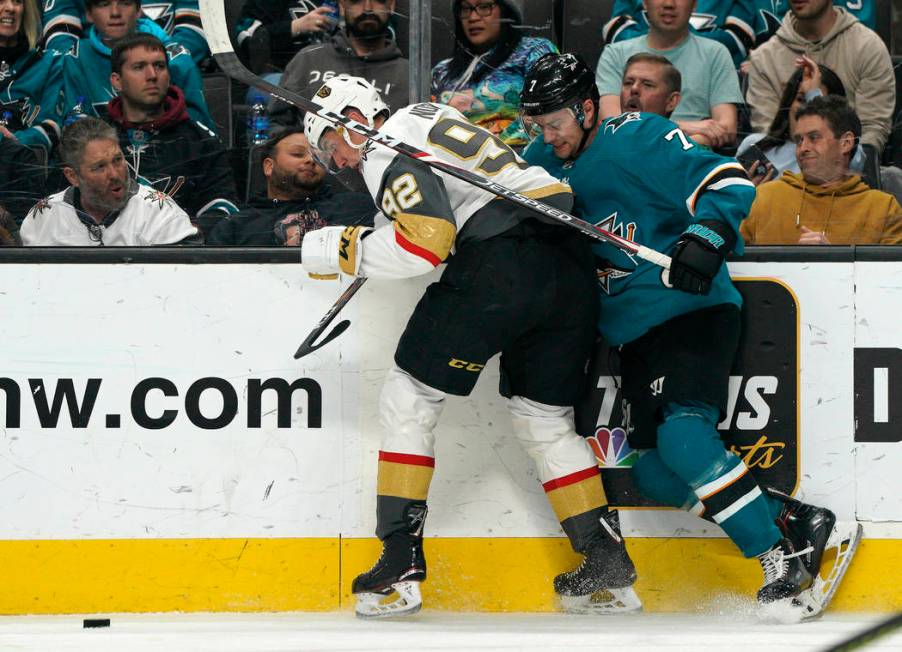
[0,261,898,542]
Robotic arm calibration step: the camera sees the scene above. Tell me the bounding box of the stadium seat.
[884,56,902,167]
[861,143,882,190]
[26,146,48,182]
[559,0,613,70]
[245,143,266,202]
[875,0,893,53]
[202,73,234,148]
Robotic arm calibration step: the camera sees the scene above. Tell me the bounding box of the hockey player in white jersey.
[301,75,640,618]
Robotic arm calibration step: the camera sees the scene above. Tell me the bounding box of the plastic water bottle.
[63,96,87,126]
[247,95,269,147]
[321,0,340,30]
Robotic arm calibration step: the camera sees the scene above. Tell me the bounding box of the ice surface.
[0,611,899,652]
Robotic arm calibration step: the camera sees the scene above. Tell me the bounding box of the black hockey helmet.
[519,52,599,118]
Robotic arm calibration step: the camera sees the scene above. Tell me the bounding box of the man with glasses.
[20,117,200,246]
[430,0,558,148]
[299,74,640,618]
[270,0,409,129]
[520,52,857,621]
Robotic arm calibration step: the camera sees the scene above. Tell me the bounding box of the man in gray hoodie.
[746,0,894,152]
[269,0,409,129]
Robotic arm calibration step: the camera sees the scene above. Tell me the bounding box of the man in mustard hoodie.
[746,0,893,153]
[741,96,902,246]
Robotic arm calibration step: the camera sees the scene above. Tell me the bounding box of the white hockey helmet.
[303,74,389,154]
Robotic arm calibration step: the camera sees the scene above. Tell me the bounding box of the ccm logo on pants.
[448,359,485,372]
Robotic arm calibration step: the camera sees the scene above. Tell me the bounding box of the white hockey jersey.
[356,102,572,279]
[21,184,199,246]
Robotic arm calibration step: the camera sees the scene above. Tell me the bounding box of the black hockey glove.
[667,220,737,295]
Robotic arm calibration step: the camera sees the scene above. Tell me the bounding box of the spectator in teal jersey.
[0,0,65,156]
[42,0,209,65]
[431,0,557,148]
[61,0,215,132]
[603,0,757,68]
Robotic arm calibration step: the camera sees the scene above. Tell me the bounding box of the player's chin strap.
[338,121,374,151]
[566,99,599,164]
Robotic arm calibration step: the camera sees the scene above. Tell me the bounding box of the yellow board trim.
[0,536,897,614]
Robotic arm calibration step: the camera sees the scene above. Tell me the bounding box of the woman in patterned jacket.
[431,0,557,148]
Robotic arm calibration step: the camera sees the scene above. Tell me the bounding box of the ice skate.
[352,533,426,619]
[555,510,642,614]
[767,488,836,576]
[766,488,863,621]
[756,537,813,623]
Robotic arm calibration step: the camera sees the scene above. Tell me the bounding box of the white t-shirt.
[21,184,199,246]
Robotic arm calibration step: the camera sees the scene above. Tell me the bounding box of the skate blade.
[757,521,863,625]
[355,581,422,619]
[798,521,863,620]
[560,586,643,615]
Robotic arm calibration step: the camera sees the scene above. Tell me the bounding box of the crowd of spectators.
[0,0,898,248]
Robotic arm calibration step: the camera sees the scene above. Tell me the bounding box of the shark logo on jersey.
[689,12,718,31]
[290,0,320,21]
[594,212,639,294]
[0,62,10,82]
[604,112,641,134]
[142,3,175,33]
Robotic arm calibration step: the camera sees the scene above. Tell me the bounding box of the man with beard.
[106,34,239,238]
[20,117,201,245]
[269,0,408,129]
[207,128,375,246]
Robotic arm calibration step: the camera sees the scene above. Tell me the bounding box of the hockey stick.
[294,276,366,359]
[823,611,902,652]
[198,0,672,271]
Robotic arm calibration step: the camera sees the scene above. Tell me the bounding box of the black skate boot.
[756,537,813,622]
[766,488,836,577]
[555,510,641,614]
[353,502,427,619]
[764,488,862,622]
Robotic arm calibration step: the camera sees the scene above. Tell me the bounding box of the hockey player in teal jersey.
[61,0,214,132]
[521,52,861,621]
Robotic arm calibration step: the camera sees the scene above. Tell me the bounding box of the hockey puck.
[83,618,110,628]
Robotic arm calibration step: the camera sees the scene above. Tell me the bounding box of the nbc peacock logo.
[587,426,639,468]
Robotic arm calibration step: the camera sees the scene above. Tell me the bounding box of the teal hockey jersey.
[760,0,875,35]
[603,0,757,67]
[62,20,215,133]
[42,0,209,64]
[523,112,755,346]
[0,47,65,155]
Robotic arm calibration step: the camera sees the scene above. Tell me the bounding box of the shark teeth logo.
[594,211,638,293]
[597,265,633,295]
[689,12,717,31]
[587,427,639,468]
